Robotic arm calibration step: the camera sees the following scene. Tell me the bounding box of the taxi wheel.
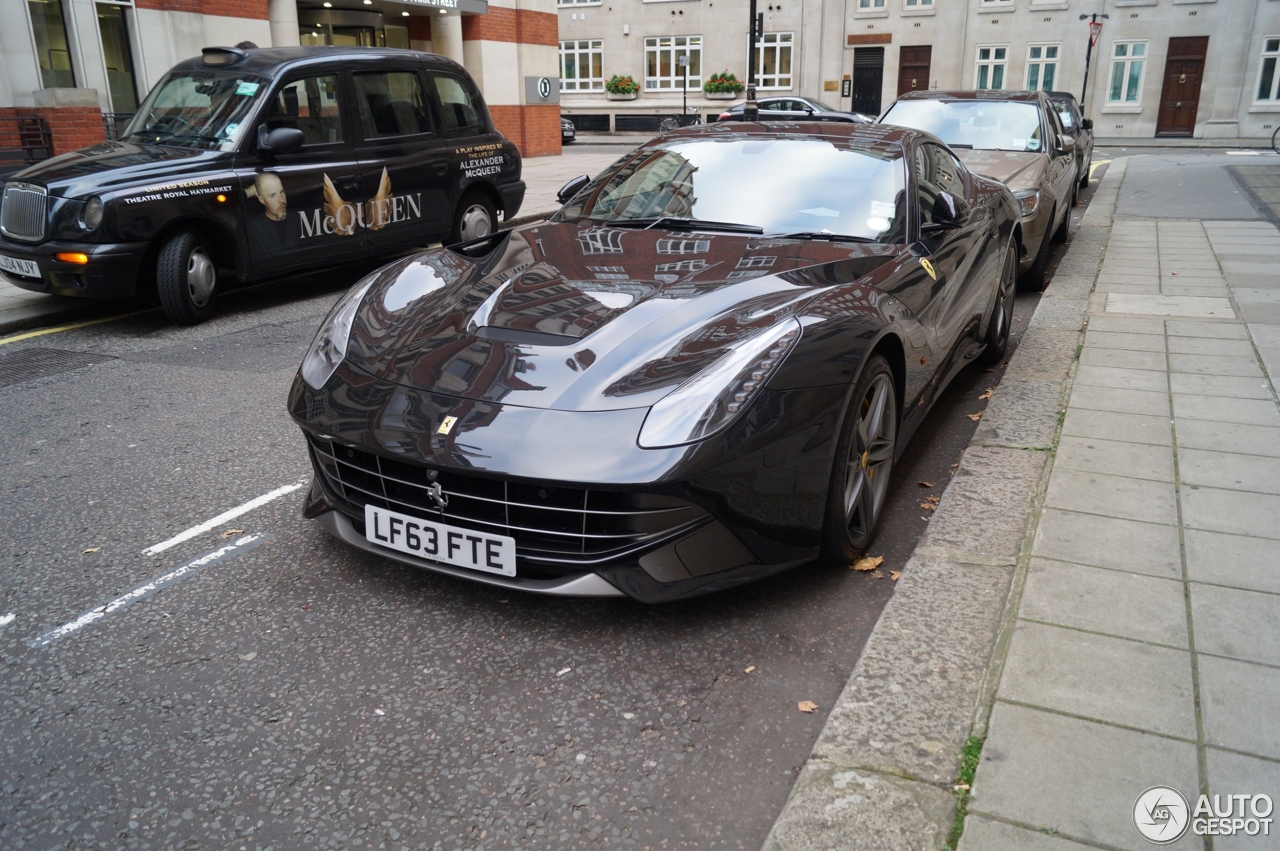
[156,230,217,325]
[450,192,497,245]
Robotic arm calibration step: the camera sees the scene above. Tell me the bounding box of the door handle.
[432,162,449,175]
[336,177,360,191]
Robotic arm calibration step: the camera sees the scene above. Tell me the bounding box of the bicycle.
[1272,124,1280,155]
[659,108,703,133]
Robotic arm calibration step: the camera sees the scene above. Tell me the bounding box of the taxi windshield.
[554,136,907,243]
[882,99,1044,153]
[123,72,269,150]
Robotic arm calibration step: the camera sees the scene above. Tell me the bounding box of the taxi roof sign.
[201,47,248,67]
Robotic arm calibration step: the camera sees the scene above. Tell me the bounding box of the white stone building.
[557,0,1280,139]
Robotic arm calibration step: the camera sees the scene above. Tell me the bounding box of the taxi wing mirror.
[1056,134,1076,155]
[557,174,591,204]
[258,125,304,153]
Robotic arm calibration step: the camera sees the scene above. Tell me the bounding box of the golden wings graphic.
[322,167,393,236]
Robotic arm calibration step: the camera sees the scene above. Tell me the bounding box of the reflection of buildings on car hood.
[1,0,560,166]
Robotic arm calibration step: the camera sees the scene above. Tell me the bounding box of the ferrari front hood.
[344,223,897,412]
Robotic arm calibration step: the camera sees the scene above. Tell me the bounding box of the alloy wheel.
[845,373,897,541]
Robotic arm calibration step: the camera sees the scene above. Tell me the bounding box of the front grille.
[308,435,706,567]
[0,183,47,242]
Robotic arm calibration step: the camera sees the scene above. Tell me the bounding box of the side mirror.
[1081,117,1094,131]
[258,125,304,153]
[557,174,591,204]
[1056,134,1076,155]
[805,106,815,115]
[923,190,970,233]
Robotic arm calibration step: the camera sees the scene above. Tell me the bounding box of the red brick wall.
[490,104,561,159]
[1,106,105,156]
[134,0,268,19]
[408,16,432,42]
[461,7,558,46]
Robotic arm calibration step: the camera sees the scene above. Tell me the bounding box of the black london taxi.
[0,46,525,324]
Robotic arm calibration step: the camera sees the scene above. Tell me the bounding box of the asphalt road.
[0,167,1106,851]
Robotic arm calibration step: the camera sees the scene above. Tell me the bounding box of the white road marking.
[30,534,273,648]
[0,613,14,626]
[142,482,304,556]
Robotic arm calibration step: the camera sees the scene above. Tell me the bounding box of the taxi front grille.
[307,435,706,565]
[0,183,47,243]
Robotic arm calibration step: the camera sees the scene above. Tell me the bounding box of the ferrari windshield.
[555,137,907,242]
[882,99,1044,153]
[123,72,268,150]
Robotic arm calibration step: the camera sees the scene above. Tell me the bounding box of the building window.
[904,0,933,6]
[858,0,886,9]
[757,33,793,89]
[975,46,1007,90]
[1257,37,1280,102]
[27,0,76,88]
[96,3,139,114]
[645,36,702,90]
[560,40,604,91]
[1026,44,1059,92]
[1109,40,1146,103]
[559,0,601,4]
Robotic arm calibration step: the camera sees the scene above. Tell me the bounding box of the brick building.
[0,0,559,163]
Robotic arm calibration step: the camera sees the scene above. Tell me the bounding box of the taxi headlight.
[1013,189,1040,220]
[639,318,801,449]
[81,196,104,231]
[300,276,377,390]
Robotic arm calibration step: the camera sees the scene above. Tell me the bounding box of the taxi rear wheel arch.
[156,228,220,325]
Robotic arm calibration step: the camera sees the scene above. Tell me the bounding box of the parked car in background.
[880,90,1076,291]
[0,46,524,325]
[289,123,1021,601]
[561,117,576,145]
[716,97,873,124]
[1048,91,1095,188]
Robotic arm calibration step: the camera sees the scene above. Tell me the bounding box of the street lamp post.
[744,0,759,120]
[1079,13,1109,109]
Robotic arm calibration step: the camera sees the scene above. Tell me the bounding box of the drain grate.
[0,347,117,388]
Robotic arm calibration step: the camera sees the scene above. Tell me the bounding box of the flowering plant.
[605,75,640,95]
[703,72,745,95]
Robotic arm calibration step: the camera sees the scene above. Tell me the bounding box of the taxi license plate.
[364,505,516,577]
[0,254,40,279]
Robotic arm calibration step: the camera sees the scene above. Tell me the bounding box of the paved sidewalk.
[961,179,1280,846]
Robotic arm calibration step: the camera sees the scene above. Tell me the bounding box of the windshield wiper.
[605,216,763,234]
[945,143,974,149]
[772,232,878,244]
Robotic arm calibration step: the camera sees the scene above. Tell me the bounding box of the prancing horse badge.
[919,258,937,281]
[437,415,458,435]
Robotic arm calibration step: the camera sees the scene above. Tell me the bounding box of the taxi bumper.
[498,180,526,219]
[0,237,147,299]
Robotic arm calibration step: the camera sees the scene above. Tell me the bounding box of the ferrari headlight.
[81,196,104,231]
[300,276,377,390]
[1014,189,1040,219]
[639,318,801,449]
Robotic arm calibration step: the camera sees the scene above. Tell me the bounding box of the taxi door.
[349,60,453,254]
[236,69,365,273]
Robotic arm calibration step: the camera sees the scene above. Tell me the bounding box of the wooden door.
[1156,37,1208,136]
[897,46,932,97]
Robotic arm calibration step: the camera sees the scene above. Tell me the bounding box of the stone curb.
[761,158,1129,851]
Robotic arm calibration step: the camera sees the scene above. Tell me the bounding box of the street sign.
[538,77,551,99]
[678,55,688,67]
[524,76,560,104]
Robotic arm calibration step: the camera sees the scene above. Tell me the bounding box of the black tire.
[1272,126,1280,156]
[821,354,898,563]
[979,243,1018,366]
[1019,215,1053,292]
[449,191,497,245]
[156,229,218,325]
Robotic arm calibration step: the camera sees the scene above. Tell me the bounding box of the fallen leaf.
[1171,271,1178,276]
[870,569,885,578]
[967,411,983,421]
[921,495,940,511]
[955,782,971,791]
[82,547,100,554]
[220,528,245,539]
[797,700,818,713]
[918,481,934,488]
[851,555,884,572]
[890,571,902,581]
[301,605,311,611]
[979,387,994,401]
[744,666,756,674]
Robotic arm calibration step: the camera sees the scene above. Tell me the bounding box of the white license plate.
[364,504,516,577]
[0,253,40,279]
